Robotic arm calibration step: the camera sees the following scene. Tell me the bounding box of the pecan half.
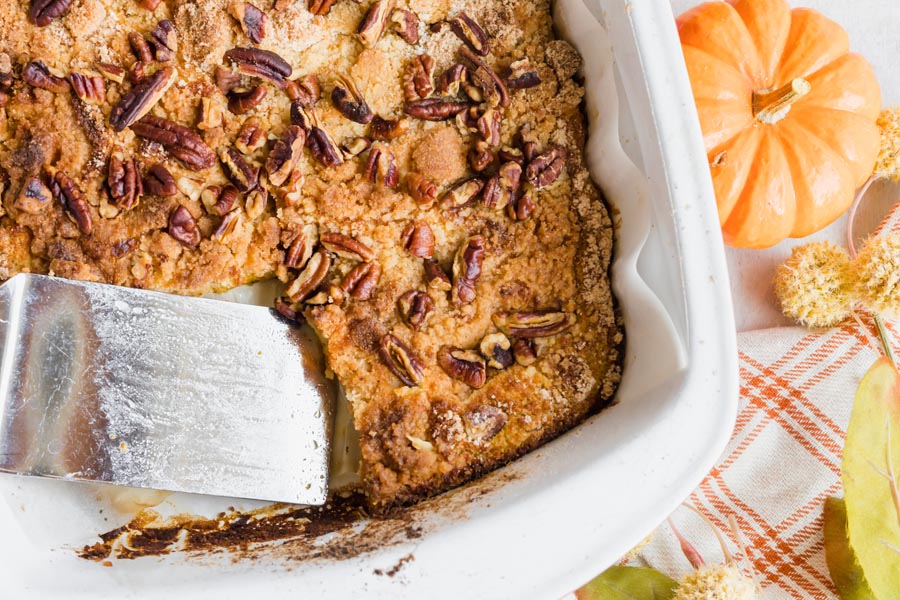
[230,1,268,44]
[143,163,177,196]
[320,231,375,261]
[306,127,344,167]
[228,84,267,115]
[132,115,216,170]
[505,58,541,89]
[220,147,259,191]
[214,65,241,94]
[14,178,52,214]
[357,0,393,48]
[29,0,74,26]
[285,249,331,302]
[378,334,424,387]
[525,145,567,188]
[400,221,434,259]
[235,116,266,154]
[286,74,319,108]
[460,47,509,108]
[369,115,408,141]
[507,185,535,221]
[477,107,502,147]
[451,236,485,305]
[341,261,381,299]
[407,173,437,207]
[150,20,178,59]
[390,8,419,44]
[365,144,398,188]
[96,62,126,84]
[168,205,200,247]
[492,310,576,338]
[442,178,484,208]
[308,0,336,16]
[284,224,317,269]
[512,338,537,366]
[244,186,268,219]
[397,290,433,330]
[482,161,521,210]
[129,31,154,64]
[479,332,513,369]
[423,258,451,292]
[49,171,91,234]
[438,346,486,389]
[266,125,305,187]
[109,66,176,131]
[69,72,105,103]
[404,97,470,121]
[201,185,239,216]
[23,61,69,93]
[465,405,507,444]
[468,140,493,173]
[436,63,467,96]
[448,12,490,56]
[403,54,434,101]
[331,74,373,124]
[107,155,143,209]
[224,47,291,88]
[212,210,242,242]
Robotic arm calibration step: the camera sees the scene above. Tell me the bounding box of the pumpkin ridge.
[680,45,755,96]
[728,0,792,87]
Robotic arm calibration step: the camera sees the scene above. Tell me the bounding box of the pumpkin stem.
[752,78,811,124]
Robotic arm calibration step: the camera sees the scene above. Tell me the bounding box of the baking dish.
[0,0,738,597]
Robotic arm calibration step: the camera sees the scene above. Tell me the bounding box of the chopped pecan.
[400,221,434,259]
[274,296,303,322]
[423,258,451,291]
[212,210,242,242]
[341,261,381,299]
[404,97,470,121]
[235,116,266,154]
[198,98,225,130]
[465,405,507,444]
[176,176,204,201]
[29,0,74,26]
[230,1,268,44]
[284,224,317,269]
[436,63,467,96]
[468,140,493,173]
[14,178,52,214]
[307,0,336,16]
[397,290,433,330]
[142,163,177,197]
[456,105,480,132]
[107,155,143,209]
[0,90,7,109]
[378,334,424,387]
[442,178,484,208]
[49,171,91,235]
[112,238,138,257]
[305,285,345,306]
[505,58,541,89]
[357,0,393,48]
[150,20,178,56]
[220,147,259,191]
[201,185,239,216]
[320,231,375,261]
[331,74,373,124]
[290,102,315,132]
[244,186,268,219]
[512,338,537,366]
[96,62,126,84]
[228,84,267,114]
[477,107,501,147]
[407,173,437,207]
[23,61,69,93]
[482,162,521,210]
[498,146,525,166]
[69,72,105,103]
[266,125,305,187]
[369,115,408,141]
[507,185,535,220]
[278,169,305,206]
[492,310,576,338]
[168,205,200,247]
[438,347,486,389]
[109,66,176,131]
[224,47,292,88]
[451,236,485,305]
[138,0,161,9]
[132,115,216,170]
[341,136,372,158]
[403,54,434,101]
[129,31,154,64]
[214,65,241,94]
[390,8,419,44]
[365,144,398,188]
[460,47,509,108]
[285,248,331,302]
[479,332,513,369]
[448,12,490,56]
[128,61,146,84]
[525,145,567,188]
[286,74,319,108]
[306,127,344,167]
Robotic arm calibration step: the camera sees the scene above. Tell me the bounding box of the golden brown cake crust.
[0,0,621,509]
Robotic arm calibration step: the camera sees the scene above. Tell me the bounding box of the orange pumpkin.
[678,0,882,249]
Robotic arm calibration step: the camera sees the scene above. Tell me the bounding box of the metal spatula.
[0,274,334,505]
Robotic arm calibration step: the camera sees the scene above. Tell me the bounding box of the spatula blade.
[0,274,333,505]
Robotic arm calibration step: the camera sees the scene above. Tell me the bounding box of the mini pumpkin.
[678,0,882,249]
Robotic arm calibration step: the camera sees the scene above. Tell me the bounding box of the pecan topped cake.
[0,0,621,510]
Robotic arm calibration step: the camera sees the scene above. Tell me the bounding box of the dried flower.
[774,242,854,327]
[853,234,900,317]
[874,107,900,181]
[673,564,758,600]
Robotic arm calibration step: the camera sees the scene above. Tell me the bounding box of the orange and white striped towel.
[621,204,900,598]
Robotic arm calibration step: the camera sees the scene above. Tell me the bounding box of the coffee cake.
[0,0,621,510]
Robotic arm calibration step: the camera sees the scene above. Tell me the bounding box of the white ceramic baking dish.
[0,0,738,597]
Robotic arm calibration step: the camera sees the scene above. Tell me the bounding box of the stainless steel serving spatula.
[0,274,334,504]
